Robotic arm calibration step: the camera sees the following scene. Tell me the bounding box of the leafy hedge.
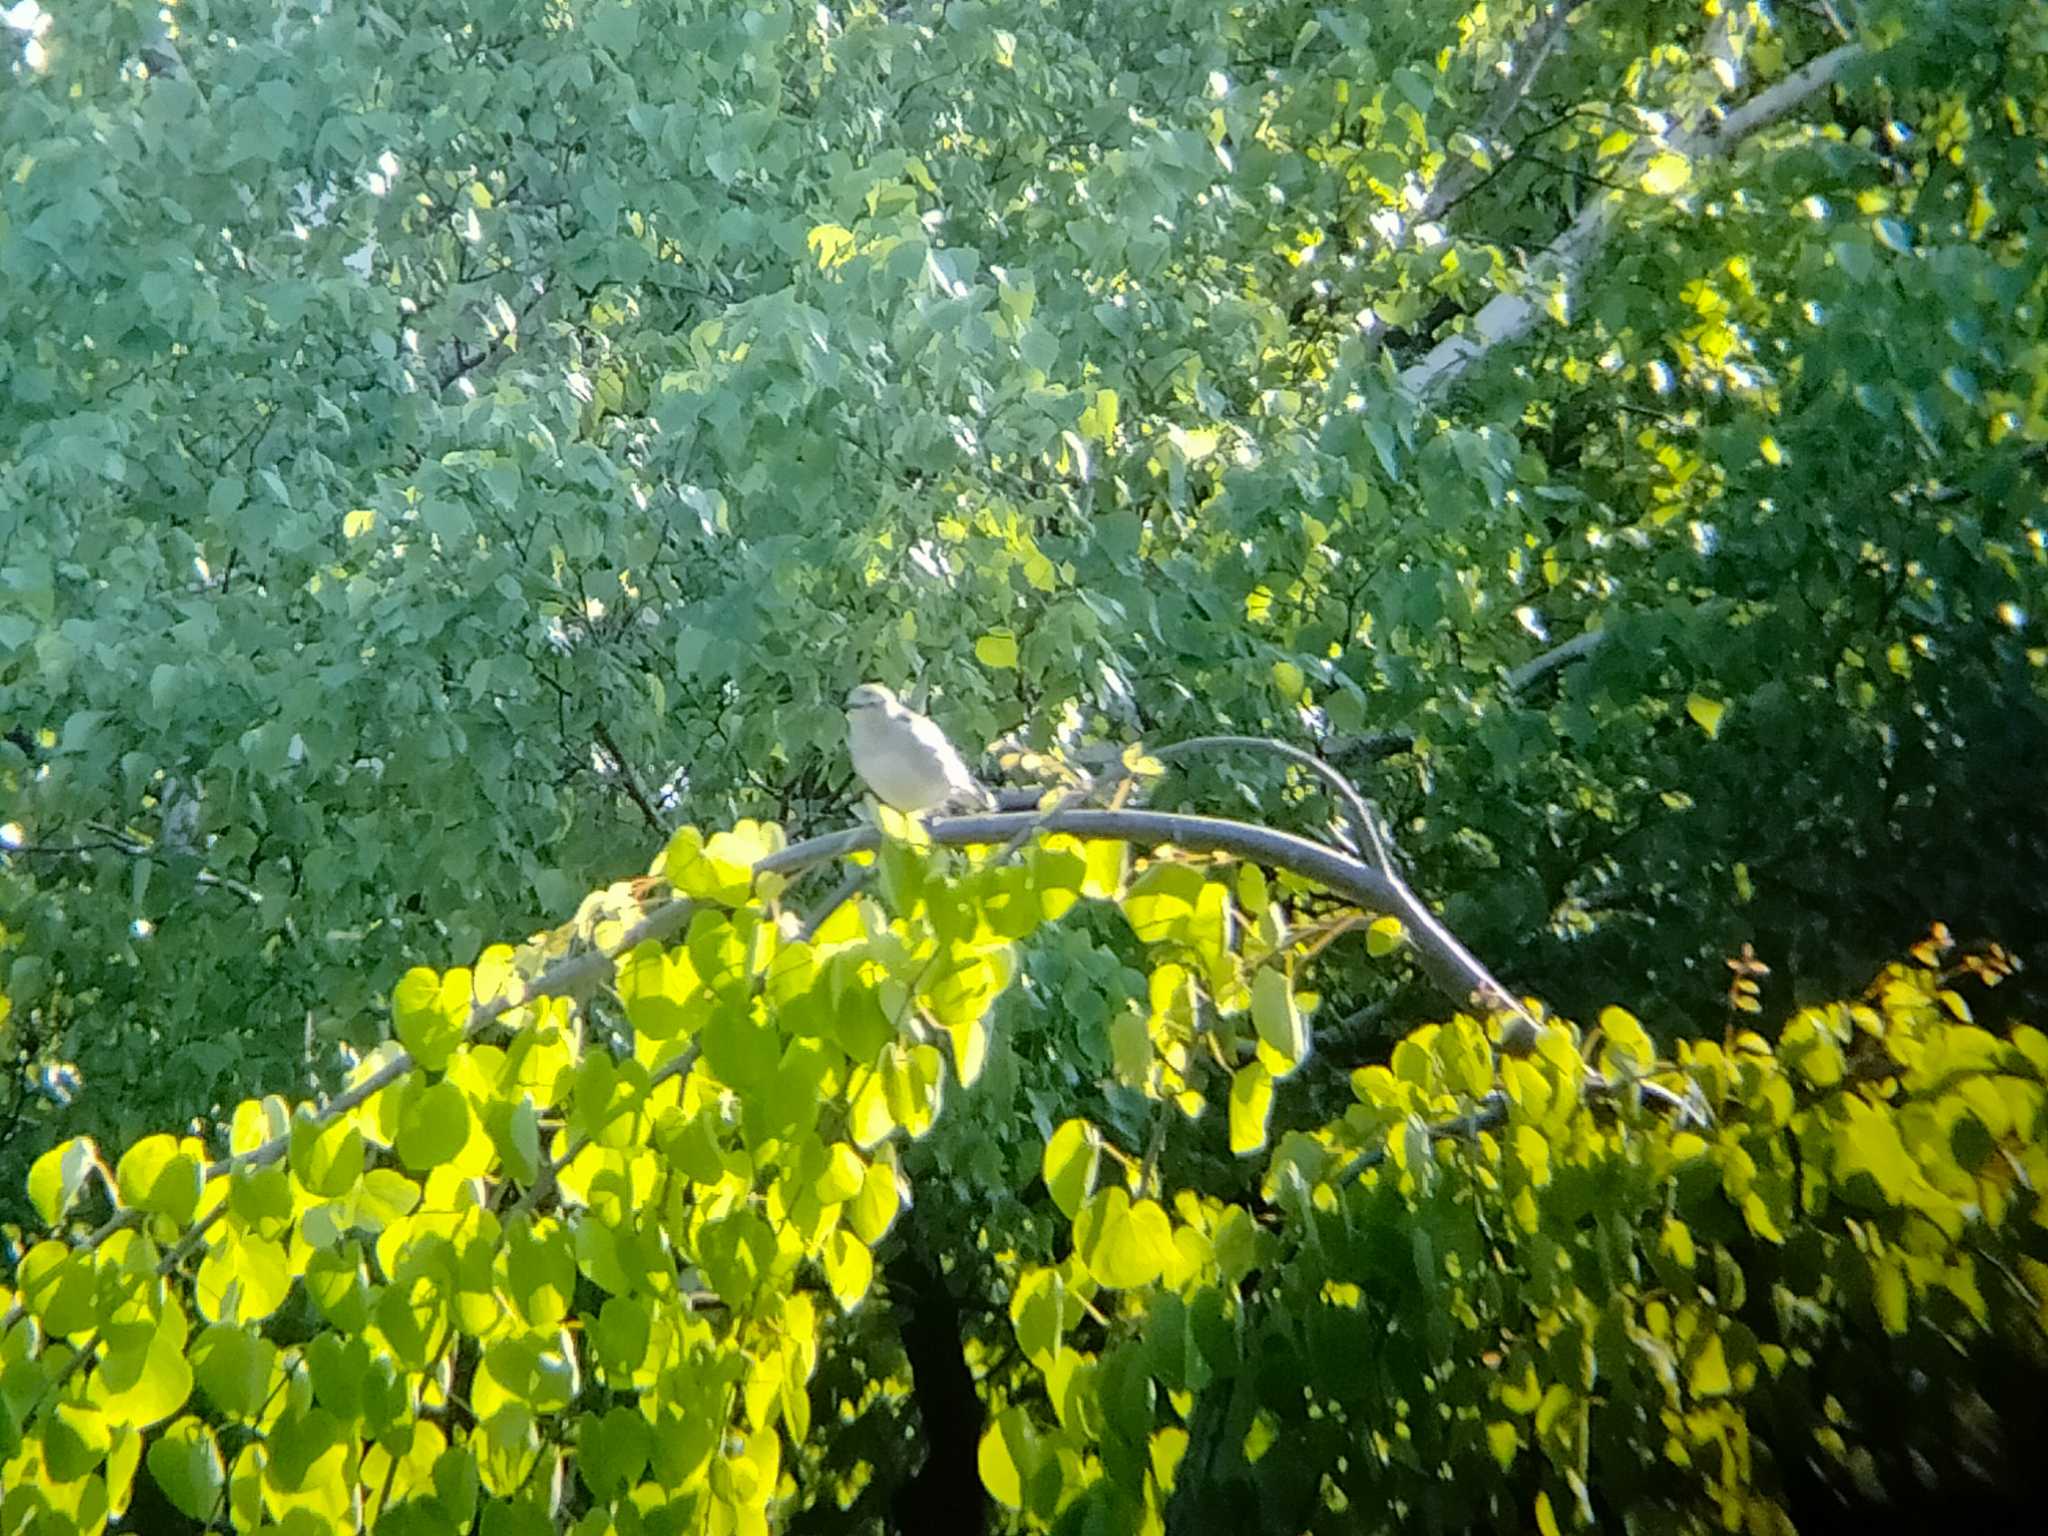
[2,819,2043,1534]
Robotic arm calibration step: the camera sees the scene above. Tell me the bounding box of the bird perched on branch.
[845,684,994,815]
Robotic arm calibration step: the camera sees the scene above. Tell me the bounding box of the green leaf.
[192,1324,279,1423]
[147,1417,226,1522]
[289,1113,365,1199]
[1393,65,1435,113]
[504,1220,577,1330]
[1228,1062,1274,1155]
[1072,1188,1173,1290]
[489,1098,543,1187]
[43,1401,112,1481]
[1831,236,1876,282]
[298,1243,370,1335]
[397,1079,473,1171]
[579,1406,652,1500]
[1042,1119,1099,1220]
[593,1296,652,1377]
[27,1137,99,1227]
[393,967,468,1072]
[975,630,1020,669]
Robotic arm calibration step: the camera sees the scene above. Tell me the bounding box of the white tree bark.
[1401,33,1866,402]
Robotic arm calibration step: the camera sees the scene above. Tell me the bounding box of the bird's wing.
[899,711,967,772]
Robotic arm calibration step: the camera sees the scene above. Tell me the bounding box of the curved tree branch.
[0,804,1598,1324]
[1152,734,1397,875]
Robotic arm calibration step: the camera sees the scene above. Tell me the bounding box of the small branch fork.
[1400,18,1865,402]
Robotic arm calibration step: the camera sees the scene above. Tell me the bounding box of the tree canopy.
[3,0,2047,1530]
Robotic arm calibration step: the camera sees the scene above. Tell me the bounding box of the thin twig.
[592,719,668,835]
[8,827,264,906]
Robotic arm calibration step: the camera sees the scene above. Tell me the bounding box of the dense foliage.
[3,823,2044,1533]
[5,0,2044,1197]
[4,0,2048,1528]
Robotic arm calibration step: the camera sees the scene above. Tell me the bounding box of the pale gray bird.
[844,684,994,814]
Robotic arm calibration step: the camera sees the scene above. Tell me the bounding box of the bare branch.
[1694,42,1865,149]
[1325,731,1415,765]
[7,827,264,907]
[1504,627,1609,695]
[901,807,1526,1020]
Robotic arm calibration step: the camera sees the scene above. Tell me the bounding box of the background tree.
[2,4,2045,1513]
[4,0,2048,1187]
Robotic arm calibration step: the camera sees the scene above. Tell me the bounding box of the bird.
[844,684,995,815]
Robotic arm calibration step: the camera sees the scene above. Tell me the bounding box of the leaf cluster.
[0,825,2041,1534]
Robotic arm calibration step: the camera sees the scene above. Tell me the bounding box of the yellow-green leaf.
[978,1407,1038,1510]
[396,1080,472,1172]
[849,1160,901,1244]
[616,940,695,1042]
[1641,152,1691,195]
[1079,388,1119,446]
[392,966,467,1072]
[1072,1188,1173,1289]
[822,1229,873,1310]
[974,630,1020,669]
[97,1310,195,1429]
[28,1137,99,1227]
[1486,1420,1518,1471]
[1228,1062,1274,1155]
[806,223,856,269]
[197,1233,292,1325]
[1042,1119,1099,1220]
[1687,1331,1732,1398]
[1250,968,1307,1070]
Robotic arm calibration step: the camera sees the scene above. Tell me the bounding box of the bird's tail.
[943,780,998,814]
